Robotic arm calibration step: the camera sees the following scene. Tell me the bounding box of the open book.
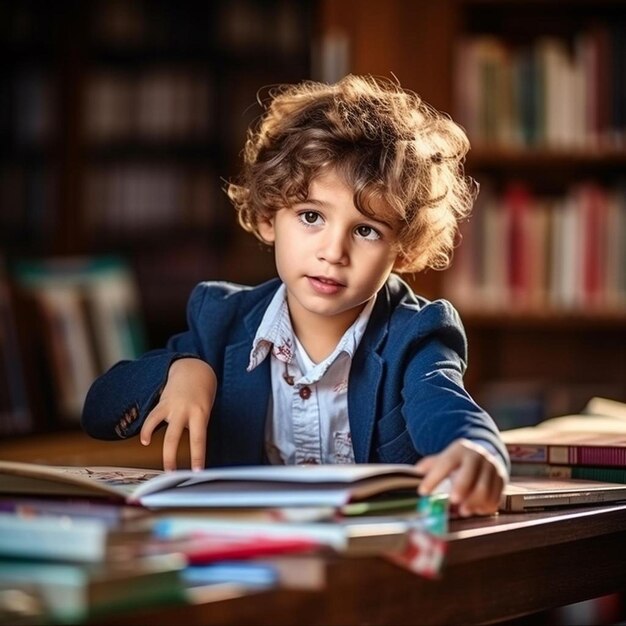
[0,461,424,509]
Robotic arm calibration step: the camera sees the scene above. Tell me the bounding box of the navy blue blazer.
[81,274,509,470]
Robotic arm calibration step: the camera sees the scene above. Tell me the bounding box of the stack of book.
[502,397,626,484]
[0,462,449,623]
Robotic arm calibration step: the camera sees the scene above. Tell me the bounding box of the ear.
[392,253,411,273]
[256,214,276,244]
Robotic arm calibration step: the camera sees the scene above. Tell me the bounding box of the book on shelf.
[454,22,626,149]
[501,396,626,467]
[0,461,426,509]
[12,256,146,422]
[444,181,626,313]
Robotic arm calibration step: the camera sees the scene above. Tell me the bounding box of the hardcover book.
[500,476,626,512]
[501,396,626,467]
[510,462,626,484]
[0,554,186,623]
[503,429,626,467]
[0,461,424,509]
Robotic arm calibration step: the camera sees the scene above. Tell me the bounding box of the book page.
[0,460,161,499]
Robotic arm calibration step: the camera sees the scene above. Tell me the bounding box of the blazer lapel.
[219,341,270,464]
[214,289,274,465]
[348,285,390,462]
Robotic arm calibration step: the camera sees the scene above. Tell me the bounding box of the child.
[82,74,509,517]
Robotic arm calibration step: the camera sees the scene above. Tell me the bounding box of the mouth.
[309,275,345,287]
[307,275,346,295]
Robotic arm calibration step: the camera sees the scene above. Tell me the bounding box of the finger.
[449,452,481,506]
[414,454,435,475]
[140,405,168,446]
[460,464,502,516]
[162,420,185,471]
[188,414,207,471]
[418,449,462,496]
[485,468,505,513]
[459,475,491,516]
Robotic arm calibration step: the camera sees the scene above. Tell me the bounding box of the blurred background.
[1,0,626,438]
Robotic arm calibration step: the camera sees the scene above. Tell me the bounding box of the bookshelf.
[321,0,626,426]
[3,0,625,436]
[447,0,626,424]
[0,0,313,434]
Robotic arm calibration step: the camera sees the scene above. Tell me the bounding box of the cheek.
[361,246,398,271]
[363,250,399,286]
[272,237,297,276]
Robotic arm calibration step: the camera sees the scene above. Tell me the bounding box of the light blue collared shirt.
[248,284,374,465]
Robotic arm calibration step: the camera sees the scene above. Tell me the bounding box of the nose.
[316,227,349,265]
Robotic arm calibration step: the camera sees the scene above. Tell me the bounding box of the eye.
[355,225,381,241]
[298,210,323,226]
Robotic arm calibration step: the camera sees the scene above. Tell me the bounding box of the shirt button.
[299,386,311,400]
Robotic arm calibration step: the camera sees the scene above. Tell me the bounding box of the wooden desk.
[0,429,188,469]
[2,433,624,625]
[93,503,626,626]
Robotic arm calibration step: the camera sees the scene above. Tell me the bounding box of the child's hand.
[415,439,507,517]
[140,358,217,472]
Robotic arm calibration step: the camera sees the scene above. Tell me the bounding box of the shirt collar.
[248,284,293,371]
[247,283,375,374]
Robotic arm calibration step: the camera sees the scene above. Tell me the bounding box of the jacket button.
[299,386,311,400]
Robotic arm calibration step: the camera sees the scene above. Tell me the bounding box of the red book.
[503,182,532,305]
[146,532,320,565]
[579,184,607,307]
[185,535,319,564]
[503,430,626,468]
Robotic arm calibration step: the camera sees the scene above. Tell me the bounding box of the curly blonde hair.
[226,74,477,273]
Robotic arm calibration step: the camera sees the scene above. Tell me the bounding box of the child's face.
[258,168,401,334]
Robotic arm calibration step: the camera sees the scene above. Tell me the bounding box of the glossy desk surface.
[2,432,624,625]
[92,503,626,625]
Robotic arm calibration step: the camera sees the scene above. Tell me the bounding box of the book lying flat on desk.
[501,396,626,467]
[0,460,424,508]
[502,430,626,467]
[500,476,626,512]
[0,553,186,623]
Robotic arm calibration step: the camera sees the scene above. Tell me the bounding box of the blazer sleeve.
[80,283,211,440]
[401,300,510,473]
